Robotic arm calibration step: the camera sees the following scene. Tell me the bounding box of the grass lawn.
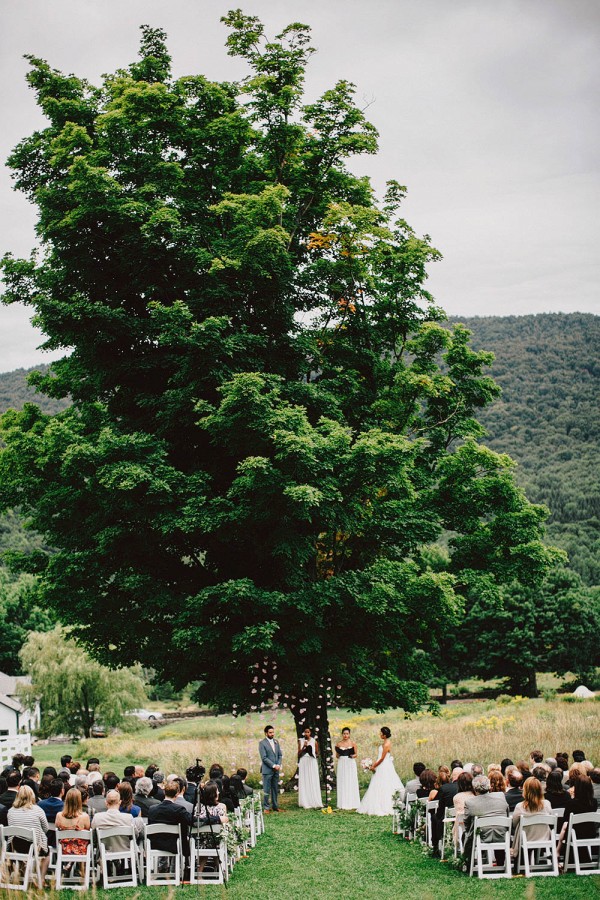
[12,802,597,899]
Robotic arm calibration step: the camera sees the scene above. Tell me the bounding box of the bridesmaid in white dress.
[297,727,323,808]
[357,726,404,816]
[335,727,360,809]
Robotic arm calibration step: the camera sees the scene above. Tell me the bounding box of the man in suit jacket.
[259,725,283,812]
[463,776,510,866]
[147,782,194,857]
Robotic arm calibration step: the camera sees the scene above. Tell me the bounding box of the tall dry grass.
[73,695,600,786]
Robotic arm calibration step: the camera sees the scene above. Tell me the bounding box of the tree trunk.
[526,669,538,698]
[441,683,448,705]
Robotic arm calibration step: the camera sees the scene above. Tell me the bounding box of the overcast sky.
[1,0,598,371]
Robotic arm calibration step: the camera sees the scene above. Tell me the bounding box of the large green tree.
[0,13,559,767]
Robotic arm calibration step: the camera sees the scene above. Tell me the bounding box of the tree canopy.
[0,13,560,738]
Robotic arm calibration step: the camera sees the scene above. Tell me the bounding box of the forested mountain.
[0,366,69,416]
[449,313,599,585]
[0,313,598,584]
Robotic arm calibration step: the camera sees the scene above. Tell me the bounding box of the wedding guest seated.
[60,755,72,771]
[122,765,136,787]
[169,776,194,815]
[530,750,544,768]
[511,777,552,863]
[559,775,598,864]
[42,766,57,779]
[416,769,437,798]
[590,768,600,803]
[38,778,65,845]
[572,750,587,764]
[430,767,451,801]
[545,768,570,831]
[463,776,509,867]
[197,781,229,824]
[505,771,524,812]
[21,766,41,798]
[516,760,531,781]
[487,764,501,774]
[151,771,165,801]
[567,763,588,791]
[38,774,55,801]
[229,775,248,804]
[134,777,160,817]
[55,788,91,860]
[118,781,141,817]
[532,766,548,788]
[57,768,72,789]
[236,768,253,796]
[11,754,26,772]
[453,772,475,818]
[86,757,100,770]
[471,764,484,778]
[209,764,225,781]
[405,762,427,796]
[8,785,51,881]
[433,767,462,848]
[489,770,506,796]
[92,790,142,851]
[88,778,108,815]
[0,770,21,809]
[104,773,120,791]
[183,768,199,807]
[148,782,193,860]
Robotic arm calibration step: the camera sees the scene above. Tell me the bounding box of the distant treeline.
[1,312,599,585]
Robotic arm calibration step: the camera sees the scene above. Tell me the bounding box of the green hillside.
[1,312,598,583]
[450,313,599,585]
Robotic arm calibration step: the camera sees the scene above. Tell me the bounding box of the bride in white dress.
[357,726,404,816]
[297,727,323,808]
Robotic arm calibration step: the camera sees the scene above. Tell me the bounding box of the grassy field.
[2,805,598,899]
[15,695,600,898]
[31,694,600,787]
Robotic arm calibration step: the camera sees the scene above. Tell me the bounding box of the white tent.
[572,685,595,698]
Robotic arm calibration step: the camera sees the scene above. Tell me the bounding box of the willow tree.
[0,12,558,773]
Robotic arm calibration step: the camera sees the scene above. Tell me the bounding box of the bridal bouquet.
[361,757,373,772]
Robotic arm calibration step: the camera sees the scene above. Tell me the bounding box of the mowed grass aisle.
[25,803,597,900]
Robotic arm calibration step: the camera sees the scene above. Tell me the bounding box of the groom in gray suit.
[259,725,283,812]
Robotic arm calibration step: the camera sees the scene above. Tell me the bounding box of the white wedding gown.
[357,746,404,816]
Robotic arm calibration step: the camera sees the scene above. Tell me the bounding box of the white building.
[0,672,40,735]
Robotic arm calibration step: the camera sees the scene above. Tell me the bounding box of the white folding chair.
[563,812,600,875]
[144,823,181,886]
[398,792,418,839]
[44,822,57,884]
[189,824,226,884]
[469,815,512,878]
[440,808,456,860]
[244,804,257,847]
[254,798,265,835]
[425,800,439,847]
[0,825,42,891]
[454,813,466,857]
[95,825,138,888]
[517,814,558,877]
[55,829,93,890]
